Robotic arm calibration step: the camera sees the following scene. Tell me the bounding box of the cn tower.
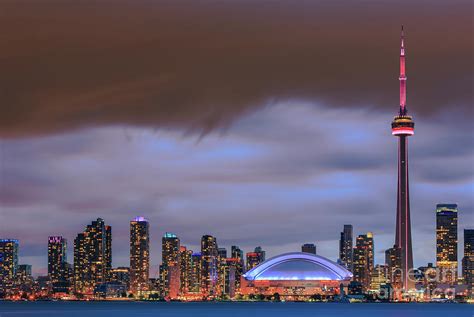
[391,26,415,291]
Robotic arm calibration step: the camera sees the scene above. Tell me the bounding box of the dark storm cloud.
[0,0,472,138]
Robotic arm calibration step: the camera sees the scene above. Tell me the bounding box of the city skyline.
[1,1,473,280]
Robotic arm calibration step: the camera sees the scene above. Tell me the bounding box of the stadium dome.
[243,252,352,281]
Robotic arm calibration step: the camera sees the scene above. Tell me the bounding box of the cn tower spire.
[399,25,407,115]
[391,26,415,293]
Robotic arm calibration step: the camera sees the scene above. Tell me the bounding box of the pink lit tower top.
[391,26,415,291]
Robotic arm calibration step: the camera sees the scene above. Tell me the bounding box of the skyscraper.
[436,204,458,285]
[73,218,112,294]
[189,252,202,293]
[391,26,415,291]
[385,245,402,289]
[161,232,180,297]
[48,236,70,293]
[201,235,218,296]
[339,225,353,271]
[48,236,68,283]
[462,229,474,291]
[0,239,19,290]
[180,246,193,294]
[231,246,244,291]
[129,216,149,294]
[353,233,374,291]
[254,246,266,262]
[301,243,317,254]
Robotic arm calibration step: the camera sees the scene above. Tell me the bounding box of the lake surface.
[0,301,472,317]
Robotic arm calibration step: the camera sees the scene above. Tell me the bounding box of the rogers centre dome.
[240,252,352,299]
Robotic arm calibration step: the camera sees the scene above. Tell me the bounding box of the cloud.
[0,0,472,138]
[1,102,472,275]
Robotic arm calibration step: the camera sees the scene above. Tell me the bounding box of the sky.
[0,0,472,277]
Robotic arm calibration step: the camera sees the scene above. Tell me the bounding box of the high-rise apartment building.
[161,232,180,296]
[130,216,149,294]
[73,218,112,294]
[339,225,353,271]
[180,246,193,294]
[436,204,458,284]
[385,245,402,289]
[462,229,474,291]
[201,235,218,296]
[0,239,19,290]
[48,236,68,283]
[353,233,374,291]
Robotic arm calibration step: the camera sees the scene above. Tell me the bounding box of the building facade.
[353,233,374,291]
[339,225,353,271]
[385,245,402,290]
[161,232,180,297]
[73,218,112,294]
[201,235,218,296]
[0,239,19,292]
[436,204,458,285]
[130,216,149,294]
[462,229,474,291]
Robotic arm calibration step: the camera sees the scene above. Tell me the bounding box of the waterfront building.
[301,243,317,255]
[17,264,32,280]
[353,233,374,291]
[129,216,149,294]
[369,264,389,292]
[168,264,180,299]
[385,245,402,289]
[48,236,68,282]
[73,218,112,294]
[0,239,19,290]
[180,246,193,294]
[189,252,202,293]
[254,246,266,262]
[111,267,130,289]
[201,235,218,296]
[231,246,244,291]
[219,258,237,298]
[391,26,415,291]
[247,247,265,271]
[161,232,180,296]
[246,252,260,270]
[417,263,438,293]
[241,252,352,300]
[462,229,474,291]
[218,247,227,259]
[339,225,353,271]
[436,204,458,285]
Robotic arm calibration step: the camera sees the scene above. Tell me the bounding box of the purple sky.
[0,1,472,276]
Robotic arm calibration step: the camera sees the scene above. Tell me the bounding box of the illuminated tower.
[130,216,150,294]
[391,26,415,291]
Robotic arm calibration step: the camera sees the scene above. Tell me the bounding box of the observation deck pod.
[392,115,415,136]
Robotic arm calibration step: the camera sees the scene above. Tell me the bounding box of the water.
[0,301,472,317]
